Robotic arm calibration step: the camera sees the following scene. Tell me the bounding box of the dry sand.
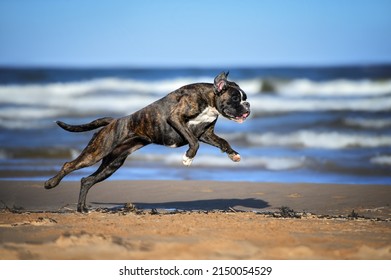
[0,180,390,259]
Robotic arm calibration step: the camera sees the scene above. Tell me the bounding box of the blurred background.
[1,0,390,184]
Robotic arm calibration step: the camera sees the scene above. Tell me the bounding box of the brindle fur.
[44,72,250,212]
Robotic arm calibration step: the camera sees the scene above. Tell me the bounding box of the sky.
[0,0,391,67]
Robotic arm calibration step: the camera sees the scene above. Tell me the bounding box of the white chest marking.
[188,106,219,126]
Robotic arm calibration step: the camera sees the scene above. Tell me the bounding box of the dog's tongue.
[237,112,249,120]
[235,112,249,123]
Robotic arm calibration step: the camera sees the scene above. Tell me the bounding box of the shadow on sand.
[91,198,269,211]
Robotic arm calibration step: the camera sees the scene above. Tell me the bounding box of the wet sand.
[0,180,390,259]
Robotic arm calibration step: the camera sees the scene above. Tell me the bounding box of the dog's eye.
[232,95,240,102]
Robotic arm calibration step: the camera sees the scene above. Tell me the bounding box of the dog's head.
[213,72,250,123]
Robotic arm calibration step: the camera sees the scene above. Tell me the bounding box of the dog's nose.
[242,102,250,109]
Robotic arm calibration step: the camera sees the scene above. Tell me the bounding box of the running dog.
[44,72,250,212]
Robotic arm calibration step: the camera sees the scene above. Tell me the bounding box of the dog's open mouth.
[225,111,250,123]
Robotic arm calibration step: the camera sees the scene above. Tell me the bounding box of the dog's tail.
[56,117,114,132]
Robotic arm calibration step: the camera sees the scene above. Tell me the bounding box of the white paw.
[229,153,241,162]
[182,153,193,166]
[233,154,241,162]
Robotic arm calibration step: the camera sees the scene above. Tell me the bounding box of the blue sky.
[1,0,391,67]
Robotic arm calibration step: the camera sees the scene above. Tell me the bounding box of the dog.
[44,72,250,212]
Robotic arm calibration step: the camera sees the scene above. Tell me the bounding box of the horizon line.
[1,62,391,69]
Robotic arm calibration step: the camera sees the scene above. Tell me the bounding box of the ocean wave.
[0,147,307,171]
[343,117,391,129]
[250,95,391,112]
[2,94,390,129]
[1,75,391,101]
[0,93,157,125]
[0,147,79,159]
[132,153,307,170]
[0,76,257,121]
[2,94,391,129]
[262,78,391,96]
[0,107,67,120]
[0,79,161,118]
[245,130,391,149]
[0,119,53,130]
[0,76,222,99]
[370,155,391,166]
[2,76,391,130]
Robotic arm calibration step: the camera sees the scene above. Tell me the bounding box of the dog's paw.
[77,206,90,214]
[182,153,194,166]
[44,178,57,189]
[229,153,241,162]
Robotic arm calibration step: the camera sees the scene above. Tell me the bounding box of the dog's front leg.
[168,112,200,166]
[200,124,241,162]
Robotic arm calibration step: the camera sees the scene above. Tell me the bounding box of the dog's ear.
[214,71,229,94]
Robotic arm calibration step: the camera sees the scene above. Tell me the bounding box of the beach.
[1,66,390,260]
[1,180,390,260]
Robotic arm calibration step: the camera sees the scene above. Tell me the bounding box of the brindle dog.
[44,72,250,212]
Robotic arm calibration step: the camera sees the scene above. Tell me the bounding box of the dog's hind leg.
[77,152,128,213]
[77,138,148,213]
[44,121,127,190]
[44,142,107,190]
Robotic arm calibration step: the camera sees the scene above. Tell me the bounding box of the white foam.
[193,155,306,170]
[0,77,195,103]
[131,153,306,170]
[2,77,390,106]
[237,79,263,95]
[0,77,196,98]
[242,156,306,170]
[343,117,391,129]
[0,119,48,129]
[247,130,391,149]
[250,95,391,112]
[370,155,391,166]
[228,77,391,96]
[0,77,217,118]
[0,90,157,124]
[275,79,391,96]
[67,94,157,114]
[0,107,66,120]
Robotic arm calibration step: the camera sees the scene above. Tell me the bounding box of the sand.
[0,180,390,259]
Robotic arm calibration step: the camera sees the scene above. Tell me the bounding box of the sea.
[1,66,391,184]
